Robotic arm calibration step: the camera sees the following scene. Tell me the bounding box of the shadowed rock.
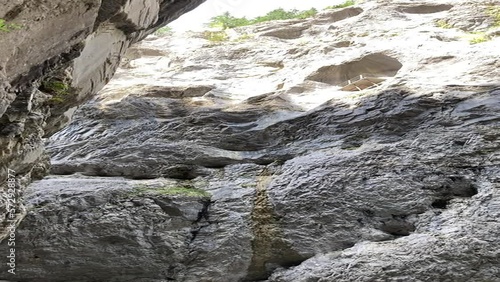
[398,4,453,14]
[306,53,403,85]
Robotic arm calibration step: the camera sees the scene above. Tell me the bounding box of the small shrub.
[203,30,229,42]
[208,12,251,29]
[0,18,21,32]
[324,0,356,10]
[154,26,173,36]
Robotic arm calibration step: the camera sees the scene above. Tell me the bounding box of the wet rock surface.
[2,0,500,281]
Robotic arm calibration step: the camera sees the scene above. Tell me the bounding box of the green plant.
[207,8,318,29]
[435,19,452,29]
[468,32,491,44]
[154,26,173,36]
[324,0,356,10]
[0,18,21,32]
[42,80,69,95]
[208,12,251,29]
[203,30,229,42]
[252,8,318,23]
[40,79,73,103]
[134,185,211,197]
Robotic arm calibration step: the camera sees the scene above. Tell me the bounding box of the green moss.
[324,0,356,10]
[40,78,73,104]
[207,8,318,29]
[0,18,21,32]
[134,185,211,197]
[468,32,491,44]
[42,80,69,95]
[436,19,452,29]
[486,5,500,27]
[203,30,229,42]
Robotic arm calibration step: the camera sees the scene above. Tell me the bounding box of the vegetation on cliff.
[207,8,318,29]
[0,18,21,32]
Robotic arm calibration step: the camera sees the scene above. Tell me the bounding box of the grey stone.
[0,0,207,240]
[1,0,500,281]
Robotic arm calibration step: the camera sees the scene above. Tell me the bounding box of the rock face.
[0,0,206,240]
[2,0,500,281]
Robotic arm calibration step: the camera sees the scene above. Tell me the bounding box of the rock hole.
[447,176,478,197]
[362,209,375,217]
[314,7,364,24]
[398,4,453,14]
[431,199,449,209]
[306,53,402,91]
[260,26,308,40]
[161,165,200,180]
[379,218,415,236]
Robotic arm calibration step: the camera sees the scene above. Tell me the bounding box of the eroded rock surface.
[2,0,500,281]
[0,0,206,240]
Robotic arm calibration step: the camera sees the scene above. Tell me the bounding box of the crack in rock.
[189,198,215,243]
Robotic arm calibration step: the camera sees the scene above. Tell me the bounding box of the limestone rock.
[0,0,207,240]
[2,0,500,281]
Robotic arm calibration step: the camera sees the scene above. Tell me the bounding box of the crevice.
[189,199,215,243]
[431,199,449,209]
[378,215,415,237]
